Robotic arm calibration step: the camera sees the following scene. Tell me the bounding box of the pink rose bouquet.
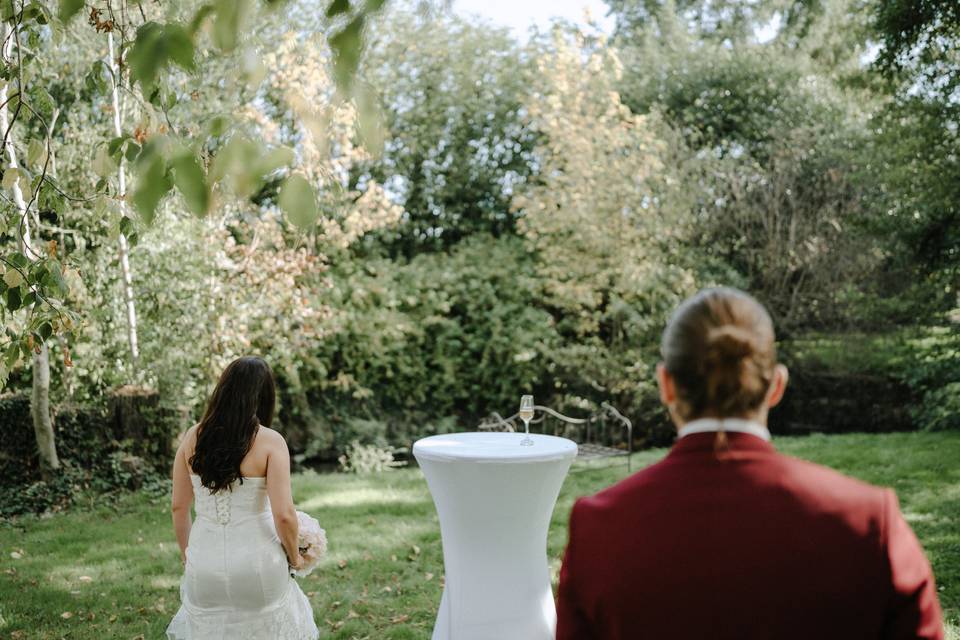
[293,510,327,578]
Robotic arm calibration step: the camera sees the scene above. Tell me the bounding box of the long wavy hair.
[190,356,276,493]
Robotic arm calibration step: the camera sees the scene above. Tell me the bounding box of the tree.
[874,0,960,99]
[514,27,695,407]
[0,18,60,472]
[0,0,387,478]
[355,6,538,257]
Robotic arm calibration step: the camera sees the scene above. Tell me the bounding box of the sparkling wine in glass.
[519,395,534,446]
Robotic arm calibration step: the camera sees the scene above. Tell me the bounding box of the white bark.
[0,23,60,472]
[108,30,140,363]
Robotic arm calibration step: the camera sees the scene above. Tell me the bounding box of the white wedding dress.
[166,476,319,640]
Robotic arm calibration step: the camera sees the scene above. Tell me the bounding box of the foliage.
[780,326,960,432]
[304,234,560,449]
[0,431,958,636]
[863,98,960,299]
[0,392,173,515]
[0,0,387,372]
[873,0,960,99]
[610,4,895,331]
[515,27,695,416]
[337,440,406,474]
[357,7,538,256]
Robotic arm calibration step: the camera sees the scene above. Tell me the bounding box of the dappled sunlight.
[150,575,182,590]
[296,486,429,511]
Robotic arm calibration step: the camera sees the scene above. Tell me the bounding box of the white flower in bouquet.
[293,510,326,578]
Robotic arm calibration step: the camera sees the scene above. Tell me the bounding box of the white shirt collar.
[677,417,771,442]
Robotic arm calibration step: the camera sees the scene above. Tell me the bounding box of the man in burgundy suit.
[556,288,944,639]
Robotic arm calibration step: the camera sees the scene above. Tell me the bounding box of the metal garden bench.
[478,401,634,472]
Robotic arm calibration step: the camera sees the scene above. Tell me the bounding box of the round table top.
[412,432,578,463]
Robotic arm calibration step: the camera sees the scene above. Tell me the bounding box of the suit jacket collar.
[667,431,777,459]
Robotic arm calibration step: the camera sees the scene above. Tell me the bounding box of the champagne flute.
[519,395,534,446]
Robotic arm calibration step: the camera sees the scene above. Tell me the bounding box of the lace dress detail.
[165,476,319,640]
[214,493,231,525]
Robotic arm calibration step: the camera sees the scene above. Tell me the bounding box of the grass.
[0,431,958,639]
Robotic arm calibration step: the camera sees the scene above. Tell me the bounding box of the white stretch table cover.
[414,432,578,640]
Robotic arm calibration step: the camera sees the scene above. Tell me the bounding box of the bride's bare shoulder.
[256,427,289,450]
[178,424,200,451]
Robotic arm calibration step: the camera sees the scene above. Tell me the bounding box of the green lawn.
[1,431,958,639]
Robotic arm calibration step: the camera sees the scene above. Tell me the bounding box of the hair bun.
[704,325,754,365]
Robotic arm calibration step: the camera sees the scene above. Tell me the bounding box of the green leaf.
[107,134,131,157]
[355,84,384,156]
[119,216,135,238]
[85,60,110,94]
[58,0,84,22]
[165,24,196,71]
[28,86,56,121]
[170,152,210,216]
[365,0,387,11]
[279,175,319,230]
[8,253,29,269]
[128,22,195,91]
[128,22,164,91]
[125,142,142,163]
[92,146,116,178]
[1,168,20,190]
[27,262,47,286]
[24,2,51,24]
[5,287,21,312]
[326,0,350,18]
[42,269,68,297]
[254,146,295,176]
[212,0,251,52]
[189,4,216,35]
[26,139,47,169]
[132,155,172,224]
[3,269,23,288]
[4,343,19,368]
[37,322,52,341]
[329,15,365,90]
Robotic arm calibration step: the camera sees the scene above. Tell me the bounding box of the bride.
[166,356,319,639]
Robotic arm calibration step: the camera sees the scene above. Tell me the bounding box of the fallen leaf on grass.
[78,575,93,583]
[60,612,73,619]
[424,572,434,581]
[337,559,347,570]
[391,614,410,624]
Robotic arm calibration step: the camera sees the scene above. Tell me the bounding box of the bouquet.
[292,510,327,578]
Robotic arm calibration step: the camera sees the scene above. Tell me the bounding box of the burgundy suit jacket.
[556,432,944,640]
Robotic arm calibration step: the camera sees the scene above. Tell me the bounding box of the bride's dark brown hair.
[661,287,776,422]
[190,356,276,493]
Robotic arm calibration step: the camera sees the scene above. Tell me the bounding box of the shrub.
[337,441,406,474]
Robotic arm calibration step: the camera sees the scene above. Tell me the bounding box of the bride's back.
[182,424,275,482]
[167,356,319,639]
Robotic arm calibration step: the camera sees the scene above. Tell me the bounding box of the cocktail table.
[413,431,578,640]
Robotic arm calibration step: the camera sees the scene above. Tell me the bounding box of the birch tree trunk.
[0,23,60,473]
[108,30,140,365]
